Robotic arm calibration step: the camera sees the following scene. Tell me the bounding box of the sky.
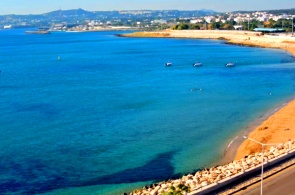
[0,0,294,15]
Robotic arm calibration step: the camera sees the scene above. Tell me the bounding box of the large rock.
[201,181,208,187]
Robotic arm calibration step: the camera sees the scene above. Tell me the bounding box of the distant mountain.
[0,8,218,28]
[199,9,217,14]
[266,8,295,15]
[232,8,295,15]
[43,8,96,19]
[1,8,217,22]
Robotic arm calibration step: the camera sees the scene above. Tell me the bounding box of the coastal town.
[1,8,294,32]
[0,4,295,195]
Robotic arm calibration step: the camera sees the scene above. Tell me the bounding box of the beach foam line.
[226,136,239,151]
[235,98,295,160]
[272,101,288,113]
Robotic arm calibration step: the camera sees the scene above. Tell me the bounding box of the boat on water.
[225,62,235,67]
[165,62,172,66]
[193,62,202,67]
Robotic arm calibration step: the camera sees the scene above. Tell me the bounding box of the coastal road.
[234,163,295,195]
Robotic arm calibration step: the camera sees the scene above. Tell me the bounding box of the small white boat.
[165,62,172,66]
[193,62,202,67]
[225,62,235,67]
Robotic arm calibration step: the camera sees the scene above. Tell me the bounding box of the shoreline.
[122,29,295,163]
[120,30,295,56]
[222,97,295,164]
[235,97,295,160]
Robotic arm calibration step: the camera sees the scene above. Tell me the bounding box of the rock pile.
[127,140,295,195]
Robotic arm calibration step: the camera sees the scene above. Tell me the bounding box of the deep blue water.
[0,29,295,195]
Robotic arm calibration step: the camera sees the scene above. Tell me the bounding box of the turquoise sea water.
[0,29,295,195]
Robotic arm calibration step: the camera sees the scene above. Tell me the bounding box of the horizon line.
[1,7,295,16]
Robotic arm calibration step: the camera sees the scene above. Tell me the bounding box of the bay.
[0,29,295,194]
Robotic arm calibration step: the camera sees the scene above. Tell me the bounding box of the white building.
[190,19,203,24]
[204,17,212,23]
[4,25,12,29]
[234,17,243,23]
[281,14,288,19]
[152,19,167,24]
[233,25,243,30]
[257,16,268,22]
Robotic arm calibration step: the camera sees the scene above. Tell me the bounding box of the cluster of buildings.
[190,11,294,25]
[67,11,294,32]
[48,18,171,32]
[1,10,294,32]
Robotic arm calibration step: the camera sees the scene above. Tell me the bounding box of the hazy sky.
[0,0,294,15]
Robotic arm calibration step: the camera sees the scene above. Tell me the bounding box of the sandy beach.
[122,30,295,56]
[124,29,295,160]
[235,99,295,159]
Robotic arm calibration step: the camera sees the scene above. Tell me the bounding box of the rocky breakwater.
[127,140,295,195]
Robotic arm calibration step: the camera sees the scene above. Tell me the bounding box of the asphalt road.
[234,164,295,195]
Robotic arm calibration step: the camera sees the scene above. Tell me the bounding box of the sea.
[0,29,295,195]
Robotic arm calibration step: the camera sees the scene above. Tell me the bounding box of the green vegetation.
[170,18,295,32]
[267,8,295,15]
[160,184,190,195]
[172,23,189,30]
[171,21,235,30]
[267,18,295,32]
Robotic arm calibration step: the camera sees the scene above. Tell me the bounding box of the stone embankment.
[128,140,295,195]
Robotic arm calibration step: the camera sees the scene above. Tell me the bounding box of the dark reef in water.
[0,151,178,194]
[80,151,177,186]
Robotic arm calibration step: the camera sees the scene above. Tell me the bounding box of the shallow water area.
[0,29,295,194]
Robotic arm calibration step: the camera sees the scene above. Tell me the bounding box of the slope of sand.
[235,100,295,160]
[122,30,295,56]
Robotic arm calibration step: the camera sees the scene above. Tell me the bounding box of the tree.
[173,23,189,30]
[207,23,213,30]
[220,22,234,30]
[189,24,200,30]
[265,19,275,28]
[211,22,221,29]
[161,184,190,195]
